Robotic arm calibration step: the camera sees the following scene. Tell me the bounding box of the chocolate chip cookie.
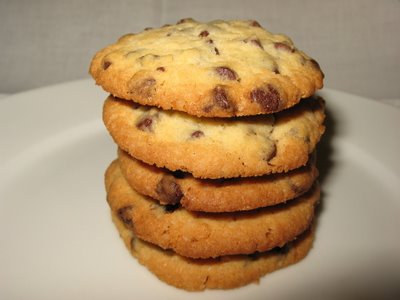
[105,160,319,259]
[112,210,315,291]
[90,19,324,117]
[103,95,325,178]
[118,148,318,212]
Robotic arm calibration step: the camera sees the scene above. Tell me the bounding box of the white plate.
[0,80,399,300]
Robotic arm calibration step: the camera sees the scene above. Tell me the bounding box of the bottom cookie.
[111,211,315,291]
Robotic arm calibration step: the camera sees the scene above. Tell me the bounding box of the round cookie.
[90,19,324,118]
[105,160,319,259]
[118,148,318,212]
[103,95,325,179]
[112,211,315,291]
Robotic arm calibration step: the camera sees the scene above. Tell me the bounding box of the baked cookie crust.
[105,160,319,259]
[118,148,318,212]
[90,19,323,117]
[103,95,325,178]
[112,210,315,291]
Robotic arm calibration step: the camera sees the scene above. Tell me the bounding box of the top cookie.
[90,18,324,117]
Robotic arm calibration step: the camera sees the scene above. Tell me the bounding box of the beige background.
[0,0,399,101]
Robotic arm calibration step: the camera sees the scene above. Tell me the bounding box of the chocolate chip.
[215,67,238,80]
[117,206,134,228]
[199,30,209,37]
[103,61,111,70]
[191,130,204,138]
[213,86,231,109]
[207,39,214,44]
[288,180,307,194]
[273,66,280,74]
[134,78,156,98]
[262,143,277,163]
[274,42,294,52]
[156,67,165,72]
[177,18,193,24]
[136,117,154,132]
[250,39,263,49]
[250,20,262,27]
[244,38,263,49]
[156,176,183,205]
[250,85,281,112]
[214,47,220,55]
[144,27,152,31]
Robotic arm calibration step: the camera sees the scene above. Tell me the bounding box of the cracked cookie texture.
[112,211,315,291]
[90,19,324,117]
[105,160,319,259]
[103,95,325,178]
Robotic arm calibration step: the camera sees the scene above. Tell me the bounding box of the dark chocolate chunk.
[250,84,281,112]
[177,18,193,24]
[244,38,263,49]
[199,30,209,37]
[156,176,183,205]
[214,47,220,55]
[213,86,231,109]
[191,130,204,138]
[215,67,238,80]
[288,180,307,194]
[117,206,134,228]
[250,20,262,27]
[250,38,263,49]
[134,78,156,98]
[274,42,294,52]
[103,61,111,70]
[156,67,166,72]
[262,143,277,163]
[136,117,154,132]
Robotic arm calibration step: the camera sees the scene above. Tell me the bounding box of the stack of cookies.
[89,18,325,291]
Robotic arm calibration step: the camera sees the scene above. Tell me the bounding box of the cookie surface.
[118,148,318,212]
[103,95,325,179]
[90,19,323,117]
[112,211,315,291]
[105,160,319,258]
